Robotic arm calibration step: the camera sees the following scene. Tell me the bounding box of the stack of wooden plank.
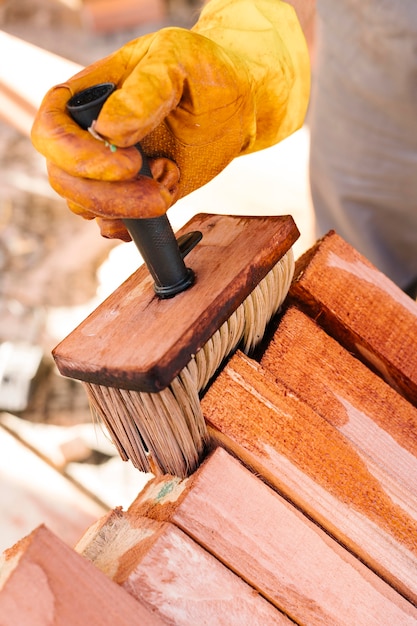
[1,230,416,624]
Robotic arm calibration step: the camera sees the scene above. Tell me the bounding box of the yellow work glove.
[31,0,310,241]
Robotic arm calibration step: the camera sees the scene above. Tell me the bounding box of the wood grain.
[200,352,417,605]
[129,447,417,625]
[0,525,165,626]
[0,31,82,137]
[77,508,289,625]
[261,307,417,494]
[53,213,298,392]
[289,230,417,405]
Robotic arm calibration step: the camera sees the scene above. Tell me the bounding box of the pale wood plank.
[289,230,417,405]
[129,447,417,625]
[200,352,417,606]
[76,508,289,625]
[0,525,165,626]
[0,31,82,136]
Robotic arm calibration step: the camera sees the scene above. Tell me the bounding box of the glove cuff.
[193,0,310,153]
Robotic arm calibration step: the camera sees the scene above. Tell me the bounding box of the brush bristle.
[84,249,294,478]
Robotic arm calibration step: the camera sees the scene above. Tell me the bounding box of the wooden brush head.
[53,213,299,393]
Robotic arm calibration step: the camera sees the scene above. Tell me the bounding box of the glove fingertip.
[96,218,132,241]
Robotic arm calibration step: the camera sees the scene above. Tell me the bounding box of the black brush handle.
[66,82,194,298]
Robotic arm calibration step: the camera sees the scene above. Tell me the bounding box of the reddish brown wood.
[77,508,289,625]
[128,447,417,625]
[0,525,165,626]
[200,351,417,605]
[261,306,417,471]
[289,230,417,405]
[53,213,298,392]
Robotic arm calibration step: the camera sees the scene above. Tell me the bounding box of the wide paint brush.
[52,83,299,477]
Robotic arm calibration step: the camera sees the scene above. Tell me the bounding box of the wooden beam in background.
[0,426,106,555]
[77,507,289,625]
[0,525,165,626]
[0,31,81,136]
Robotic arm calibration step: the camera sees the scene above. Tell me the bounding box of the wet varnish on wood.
[289,231,417,405]
[202,349,417,605]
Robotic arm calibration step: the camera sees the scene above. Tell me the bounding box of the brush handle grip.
[66,82,194,298]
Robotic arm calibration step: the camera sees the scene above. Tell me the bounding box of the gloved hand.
[31,0,310,241]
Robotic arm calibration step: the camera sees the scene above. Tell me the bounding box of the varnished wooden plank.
[0,525,165,626]
[289,230,417,405]
[53,213,298,392]
[76,508,288,625]
[128,447,417,625]
[261,307,417,498]
[200,352,417,606]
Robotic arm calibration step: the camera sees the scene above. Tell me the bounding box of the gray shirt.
[309,0,417,289]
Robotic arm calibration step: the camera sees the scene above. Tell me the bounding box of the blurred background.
[0,0,314,553]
